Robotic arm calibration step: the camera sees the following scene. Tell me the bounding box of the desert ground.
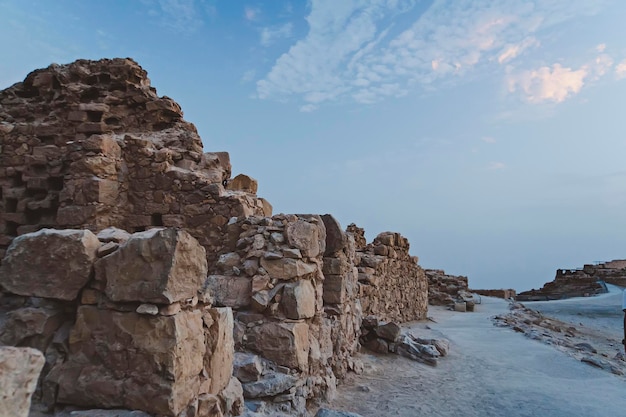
[327,287,626,417]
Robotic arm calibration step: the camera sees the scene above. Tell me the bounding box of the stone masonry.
[0,58,269,267]
[348,225,428,323]
[0,59,432,417]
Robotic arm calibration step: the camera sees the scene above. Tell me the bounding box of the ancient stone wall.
[350,227,428,323]
[517,260,626,301]
[425,269,470,306]
[0,58,269,266]
[0,227,242,417]
[1,59,434,417]
[204,213,356,414]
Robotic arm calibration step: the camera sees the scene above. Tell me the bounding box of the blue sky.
[2,0,626,291]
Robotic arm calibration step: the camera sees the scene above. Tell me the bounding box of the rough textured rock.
[0,346,45,417]
[0,229,99,300]
[204,307,235,394]
[241,372,298,399]
[55,306,205,416]
[281,280,316,319]
[97,228,207,304]
[205,275,252,308]
[246,322,310,371]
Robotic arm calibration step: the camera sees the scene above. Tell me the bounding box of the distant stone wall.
[352,228,428,323]
[517,260,626,300]
[472,289,516,299]
[425,269,469,306]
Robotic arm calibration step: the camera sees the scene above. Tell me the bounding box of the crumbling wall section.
[352,228,428,323]
[425,269,470,306]
[0,58,268,266]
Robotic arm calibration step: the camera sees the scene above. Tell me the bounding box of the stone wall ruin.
[0,58,431,417]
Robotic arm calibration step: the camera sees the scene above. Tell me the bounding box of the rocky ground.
[325,294,626,417]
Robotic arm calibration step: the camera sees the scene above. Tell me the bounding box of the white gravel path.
[328,295,626,417]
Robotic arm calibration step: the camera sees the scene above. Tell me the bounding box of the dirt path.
[327,296,626,417]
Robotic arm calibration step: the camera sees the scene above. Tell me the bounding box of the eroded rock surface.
[0,346,45,417]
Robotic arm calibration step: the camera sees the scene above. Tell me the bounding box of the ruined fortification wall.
[0,58,268,266]
[1,59,431,417]
[348,225,428,323]
[517,259,626,301]
[425,269,470,306]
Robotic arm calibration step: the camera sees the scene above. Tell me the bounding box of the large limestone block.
[0,346,45,417]
[98,228,207,304]
[0,229,100,300]
[204,307,234,394]
[55,306,205,417]
[282,280,316,319]
[246,322,309,371]
[260,257,317,280]
[286,219,324,258]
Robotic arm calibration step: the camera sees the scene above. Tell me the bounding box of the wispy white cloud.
[261,23,293,47]
[140,0,205,33]
[482,136,497,144]
[244,6,260,21]
[596,43,607,53]
[497,37,539,64]
[257,0,607,110]
[616,60,626,79]
[157,0,203,33]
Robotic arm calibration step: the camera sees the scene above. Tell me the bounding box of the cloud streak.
[261,23,293,46]
[257,0,607,110]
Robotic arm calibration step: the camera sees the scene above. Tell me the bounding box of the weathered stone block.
[260,257,317,280]
[0,304,65,349]
[246,322,309,371]
[98,228,207,304]
[321,214,347,255]
[233,352,263,383]
[0,346,45,417]
[204,307,234,395]
[282,279,316,319]
[322,274,346,305]
[204,275,251,308]
[227,173,258,194]
[286,219,323,258]
[55,306,205,417]
[0,229,99,300]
